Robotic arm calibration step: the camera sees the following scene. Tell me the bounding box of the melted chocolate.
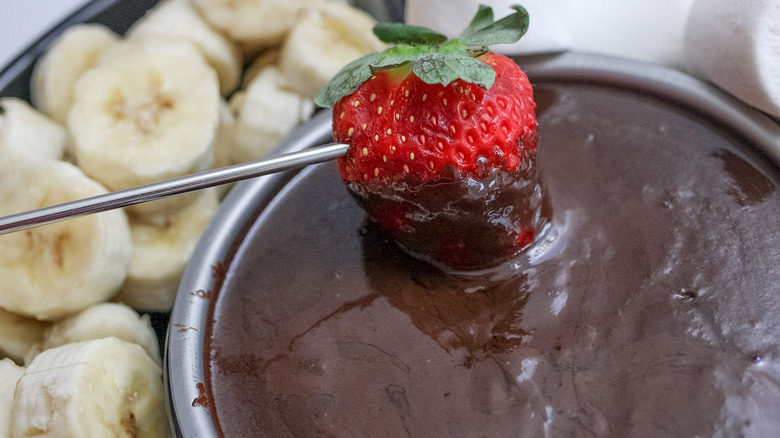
[206,82,780,437]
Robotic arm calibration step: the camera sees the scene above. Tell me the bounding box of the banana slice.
[0,97,66,175]
[229,65,313,164]
[0,358,25,435]
[241,48,279,88]
[278,1,386,99]
[213,99,236,171]
[0,161,132,321]
[113,188,220,312]
[127,0,242,96]
[191,0,313,47]
[29,24,119,125]
[212,100,237,198]
[68,36,220,217]
[10,337,167,437]
[0,307,48,364]
[24,302,160,366]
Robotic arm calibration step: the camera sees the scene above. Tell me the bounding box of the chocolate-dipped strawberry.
[315,4,550,271]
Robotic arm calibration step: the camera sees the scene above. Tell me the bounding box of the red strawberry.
[315,5,550,271]
[333,52,537,182]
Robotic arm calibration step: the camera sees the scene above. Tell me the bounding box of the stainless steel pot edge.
[166,110,335,437]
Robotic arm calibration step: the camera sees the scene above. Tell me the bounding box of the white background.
[0,0,90,68]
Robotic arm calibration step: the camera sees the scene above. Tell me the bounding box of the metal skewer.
[0,142,349,235]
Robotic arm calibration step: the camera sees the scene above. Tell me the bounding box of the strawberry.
[314,5,550,271]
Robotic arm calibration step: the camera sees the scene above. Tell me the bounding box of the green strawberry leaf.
[461,4,495,37]
[437,38,469,54]
[314,52,383,108]
[314,4,530,107]
[460,5,529,46]
[411,52,495,89]
[373,22,448,45]
[368,45,430,72]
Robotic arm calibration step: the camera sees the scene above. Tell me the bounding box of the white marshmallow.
[404,0,572,55]
[684,0,780,119]
[569,0,695,69]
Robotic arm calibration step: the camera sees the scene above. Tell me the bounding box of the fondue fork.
[0,142,348,235]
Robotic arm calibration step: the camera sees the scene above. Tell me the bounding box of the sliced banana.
[0,161,132,321]
[127,0,242,96]
[278,1,386,99]
[191,0,350,49]
[11,337,167,438]
[68,36,220,217]
[29,24,119,125]
[190,0,307,47]
[0,358,25,436]
[113,188,220,312]
[0,307,48,365]
[24,302,160,366]
[229,65,313,164]
[213,99,236,171]
[0,97,66,176]
[241,48,279,88]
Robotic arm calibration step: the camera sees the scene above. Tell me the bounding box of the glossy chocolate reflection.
[205,81,780,437]
[359,225,534,367]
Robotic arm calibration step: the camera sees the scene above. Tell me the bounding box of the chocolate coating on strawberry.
[316,4,549,271]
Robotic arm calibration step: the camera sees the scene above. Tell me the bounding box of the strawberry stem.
[314,4,530,108]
